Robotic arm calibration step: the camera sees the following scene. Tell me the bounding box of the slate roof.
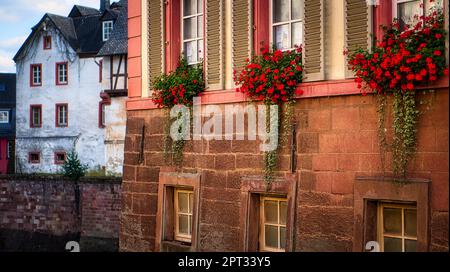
[97,0,128,57]
[13,1,127,61]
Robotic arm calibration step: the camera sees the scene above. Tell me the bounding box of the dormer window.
[102,20,114,41]
[43,35,52,50]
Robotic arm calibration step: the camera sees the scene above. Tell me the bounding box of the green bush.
[62,150,88,181]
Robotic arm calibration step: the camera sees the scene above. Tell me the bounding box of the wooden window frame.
[259,195,288,252]
[28,152,40,164]
[377,202,418,252]
[181,0,204,65]
[30,64,42,87]
[43,35,52,50]
[103,20,114,41]
[174,188,194,243]
[269,0,304,51]
[353,177,430,252]
[30,104,42,128]
[240,174,297,252]
[0,110,9,124]
[98,95,111,128]
[155,172,201,252]
[55,103,68,127]
[54,151,67,165]
[55,62,68,85]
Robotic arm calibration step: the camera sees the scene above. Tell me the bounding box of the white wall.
[15,26,105,173]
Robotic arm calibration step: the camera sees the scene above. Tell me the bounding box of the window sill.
[160,240,193,252]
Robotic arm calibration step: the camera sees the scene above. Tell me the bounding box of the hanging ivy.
[346,7,448,179]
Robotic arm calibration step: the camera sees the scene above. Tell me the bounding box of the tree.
[62,150,88,181]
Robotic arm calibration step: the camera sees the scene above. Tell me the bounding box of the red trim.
[43,36,52,50]
[165,0,181,73]
[28,152,40,164]
[373,0,393,42]
[99,60,103,83]
[55,62,68,85]
[55,103,68,127]
[54,151,67,165]
[30,64,42,87]
[99,93,111,128]
[253,0,270,54]
[29,104,42,128]
[126,77,449,111]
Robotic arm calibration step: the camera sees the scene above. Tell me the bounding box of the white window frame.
[32,65,42,85]
[57,63,68,84]
[377,202,418,252]
[259,196,288,252]
[270,0,304,51]
[181,0,204,65]
[174,188,194,243]
[393,0,424,30]
[0,111,9,124]
[102,20,114,41]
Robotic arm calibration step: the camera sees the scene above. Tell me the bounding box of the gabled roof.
[97,0,128,57]
[13,3,117,62]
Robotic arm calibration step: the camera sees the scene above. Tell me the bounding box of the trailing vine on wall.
[346,6,448,179]
[234,45,304,184]
[152,58,204,167]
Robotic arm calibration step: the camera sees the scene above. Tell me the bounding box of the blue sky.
[0,0,117,73]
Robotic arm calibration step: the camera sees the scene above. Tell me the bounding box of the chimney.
[100,0,110,12]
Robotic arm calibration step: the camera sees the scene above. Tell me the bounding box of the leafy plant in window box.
[151,58,205,167]
[346,8,448,179]
[234,45,304,184]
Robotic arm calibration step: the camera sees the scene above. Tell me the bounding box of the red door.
[0,138,8,174]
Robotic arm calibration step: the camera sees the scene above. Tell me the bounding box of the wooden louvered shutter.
[206,0,225,89]
[345,0,371,78]
[148,0,163,90]
[232,0,251,74]
[303,0,324,81]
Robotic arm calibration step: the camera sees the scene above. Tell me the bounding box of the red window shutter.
[165,0,181,73]
[253,0,270,54]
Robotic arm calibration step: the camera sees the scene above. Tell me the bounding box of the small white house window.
[56,62,68,85]
[0,111,9,124]
[393,0,423,30]
[103,20,114,41]
[272,0,304,50]
[182,0,204,65]
[174,189,194,242]
[31,64,42,86]
[56,104,68,127]
[260,196,288,252]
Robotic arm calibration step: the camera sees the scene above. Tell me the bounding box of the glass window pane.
[264,225,278,248]
[198,0,203,13]
[383,208,402,235]
[178,214,189,235]
[184,41,198,64]
[279,201,287,225]
[405,239,417,252]
[397,0,421,30]
[184,0,196,16]
[292,0,303,20]
[188,215,193,235]
[404,209,417,237]
[183,17,197,40]
[178,192,189,213]
[198,15,203,38]
[274,24,289,50]
[291,22,302,47]
[198,39,204,61]
[273,0,289,23]
[264,200,278,224]
[384,237,402,252]
[280,227,286,249]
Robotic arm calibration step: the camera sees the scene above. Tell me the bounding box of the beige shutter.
[345,0,371,77]
[303,0,324,81]
[148,0,164,89]
[232,0,251,75]
[206,0,225,89]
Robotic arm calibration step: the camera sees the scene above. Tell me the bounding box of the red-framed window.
[30,105,42,128]
[99,60,103,83]
[30,64,42,87]
[43,36,52,50]
[54,151,67,165]
[28,152,40,164]
[165,0,205,72]
[55,104,68,127]
[56,62,68,85]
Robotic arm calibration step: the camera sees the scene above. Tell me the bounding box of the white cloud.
[0,36,27,50]
[0,50,15,73]
[0,8,20,22]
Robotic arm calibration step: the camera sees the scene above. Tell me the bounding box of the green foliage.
[62,150,88,181]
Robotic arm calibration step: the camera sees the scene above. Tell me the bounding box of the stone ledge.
[0,174,122,184]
